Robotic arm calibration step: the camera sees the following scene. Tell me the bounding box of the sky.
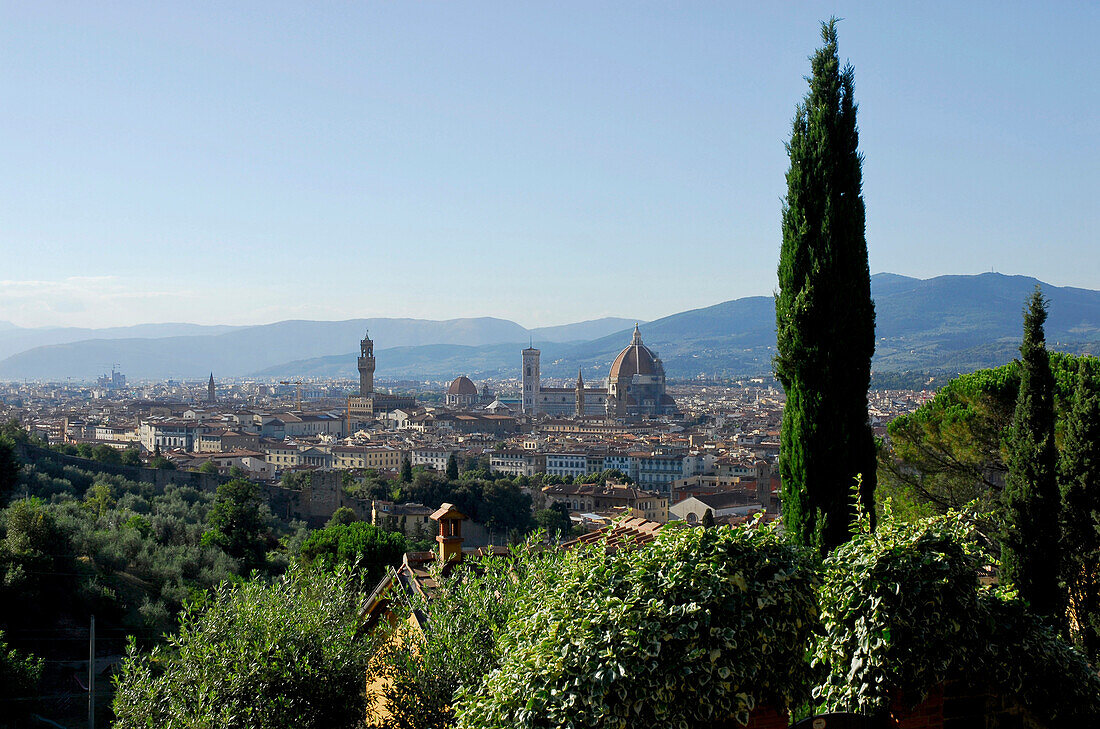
[1,1,1097,329]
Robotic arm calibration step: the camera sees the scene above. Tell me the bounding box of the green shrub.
[455,521,818,728]
[814,502,1100,725]
[113,564,378,729]
[370,541,557,729]
[300,521,405,584]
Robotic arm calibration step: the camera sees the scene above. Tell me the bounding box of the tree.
[446,453,460,481]
[0,438,22,507]
[198,460,218,474]
[701,508,715,528]
[401,455,413,483]
[1001,288,1063,627]
[327,506,358,527]
[91,443,122,465]
[299,521,405,585]
[534,502,571,539]
[774,18,876,555]
[120,448,143,467]
[1059,357,1100,656]
[0,629,43,725]
[202,479,270,572]
[113,565,378,729]
[83,482,116,519]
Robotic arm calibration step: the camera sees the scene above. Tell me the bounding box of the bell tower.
[358,332,375,397]
[575,369,585,417]
[522,345,540,416]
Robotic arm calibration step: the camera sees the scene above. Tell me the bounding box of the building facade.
[520,325,676,419]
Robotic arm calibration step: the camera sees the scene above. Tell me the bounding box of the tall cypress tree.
[1001,288,1063,626]
[1059,358,1100,655]
[775,19,876,555]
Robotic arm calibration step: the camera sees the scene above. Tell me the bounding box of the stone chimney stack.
[430,502,466,564]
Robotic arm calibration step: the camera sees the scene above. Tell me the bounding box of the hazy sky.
[2,2,1097,329]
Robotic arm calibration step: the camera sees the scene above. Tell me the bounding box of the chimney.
[430,502,466,564]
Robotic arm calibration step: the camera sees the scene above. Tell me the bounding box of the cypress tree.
[400,454,413,483]
[775,19,877,555]
[1059,358,1100,655]
[446,452,460,481]
[1001,288,1063,626]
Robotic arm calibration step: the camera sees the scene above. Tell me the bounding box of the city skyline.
[2,2,1098,328]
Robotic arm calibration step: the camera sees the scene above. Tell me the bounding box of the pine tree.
[775,19,877,555]
[1059,358,1100,655]
[1002,288,1063,626]
[701,509,715,528]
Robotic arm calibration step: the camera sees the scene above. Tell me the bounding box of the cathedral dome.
[447,376,478,396]
[608,325,658,380]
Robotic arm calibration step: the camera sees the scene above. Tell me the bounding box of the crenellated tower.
[358,332,376,397]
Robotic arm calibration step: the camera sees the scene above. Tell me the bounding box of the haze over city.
[2,1,1098,328]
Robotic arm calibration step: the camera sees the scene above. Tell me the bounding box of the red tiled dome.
[447,376,478,396]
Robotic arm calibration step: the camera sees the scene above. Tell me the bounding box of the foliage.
[879,352,1096,516]
[199,460,219,474]
[1000,288,1062,625]
[1059,357,1100,657]
[0,438,22,508]
[533,501,571,539]
[814,502,1100,725]
[370,541,557,729]
[775,19,877,555]
[202,479,272,573]
[401,455,413,483]
[400,471,532,535]
[150,456,176,470]
[120,448,143,466]
[112,564,378,729]
[299,521,405,584]
[0,628,42,725]
[0,463,266,641]
[328,505,358,526]
[446,452,460,480]
[455,522,819,728]
[342,470,394,501]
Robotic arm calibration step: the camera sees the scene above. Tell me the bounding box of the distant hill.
[529,317,640,343]
[256,273,1100,381]
[0,316,631,380]
[2,273,1098,381]
[0,322,242,361]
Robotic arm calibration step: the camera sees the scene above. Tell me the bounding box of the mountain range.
[1,273,1098,382]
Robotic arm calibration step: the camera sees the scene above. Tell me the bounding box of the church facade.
[521,325,677,419]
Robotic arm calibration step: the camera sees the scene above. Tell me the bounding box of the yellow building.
[332,445,403,471]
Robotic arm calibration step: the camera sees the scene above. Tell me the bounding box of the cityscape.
[1,4,1098,729]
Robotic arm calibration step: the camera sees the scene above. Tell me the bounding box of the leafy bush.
[300,520,405,584]
[0,628,42,724]
[113,565,378,729]
[370,541,558,729]
[814,502,1100,725]
[455,522,818,728]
